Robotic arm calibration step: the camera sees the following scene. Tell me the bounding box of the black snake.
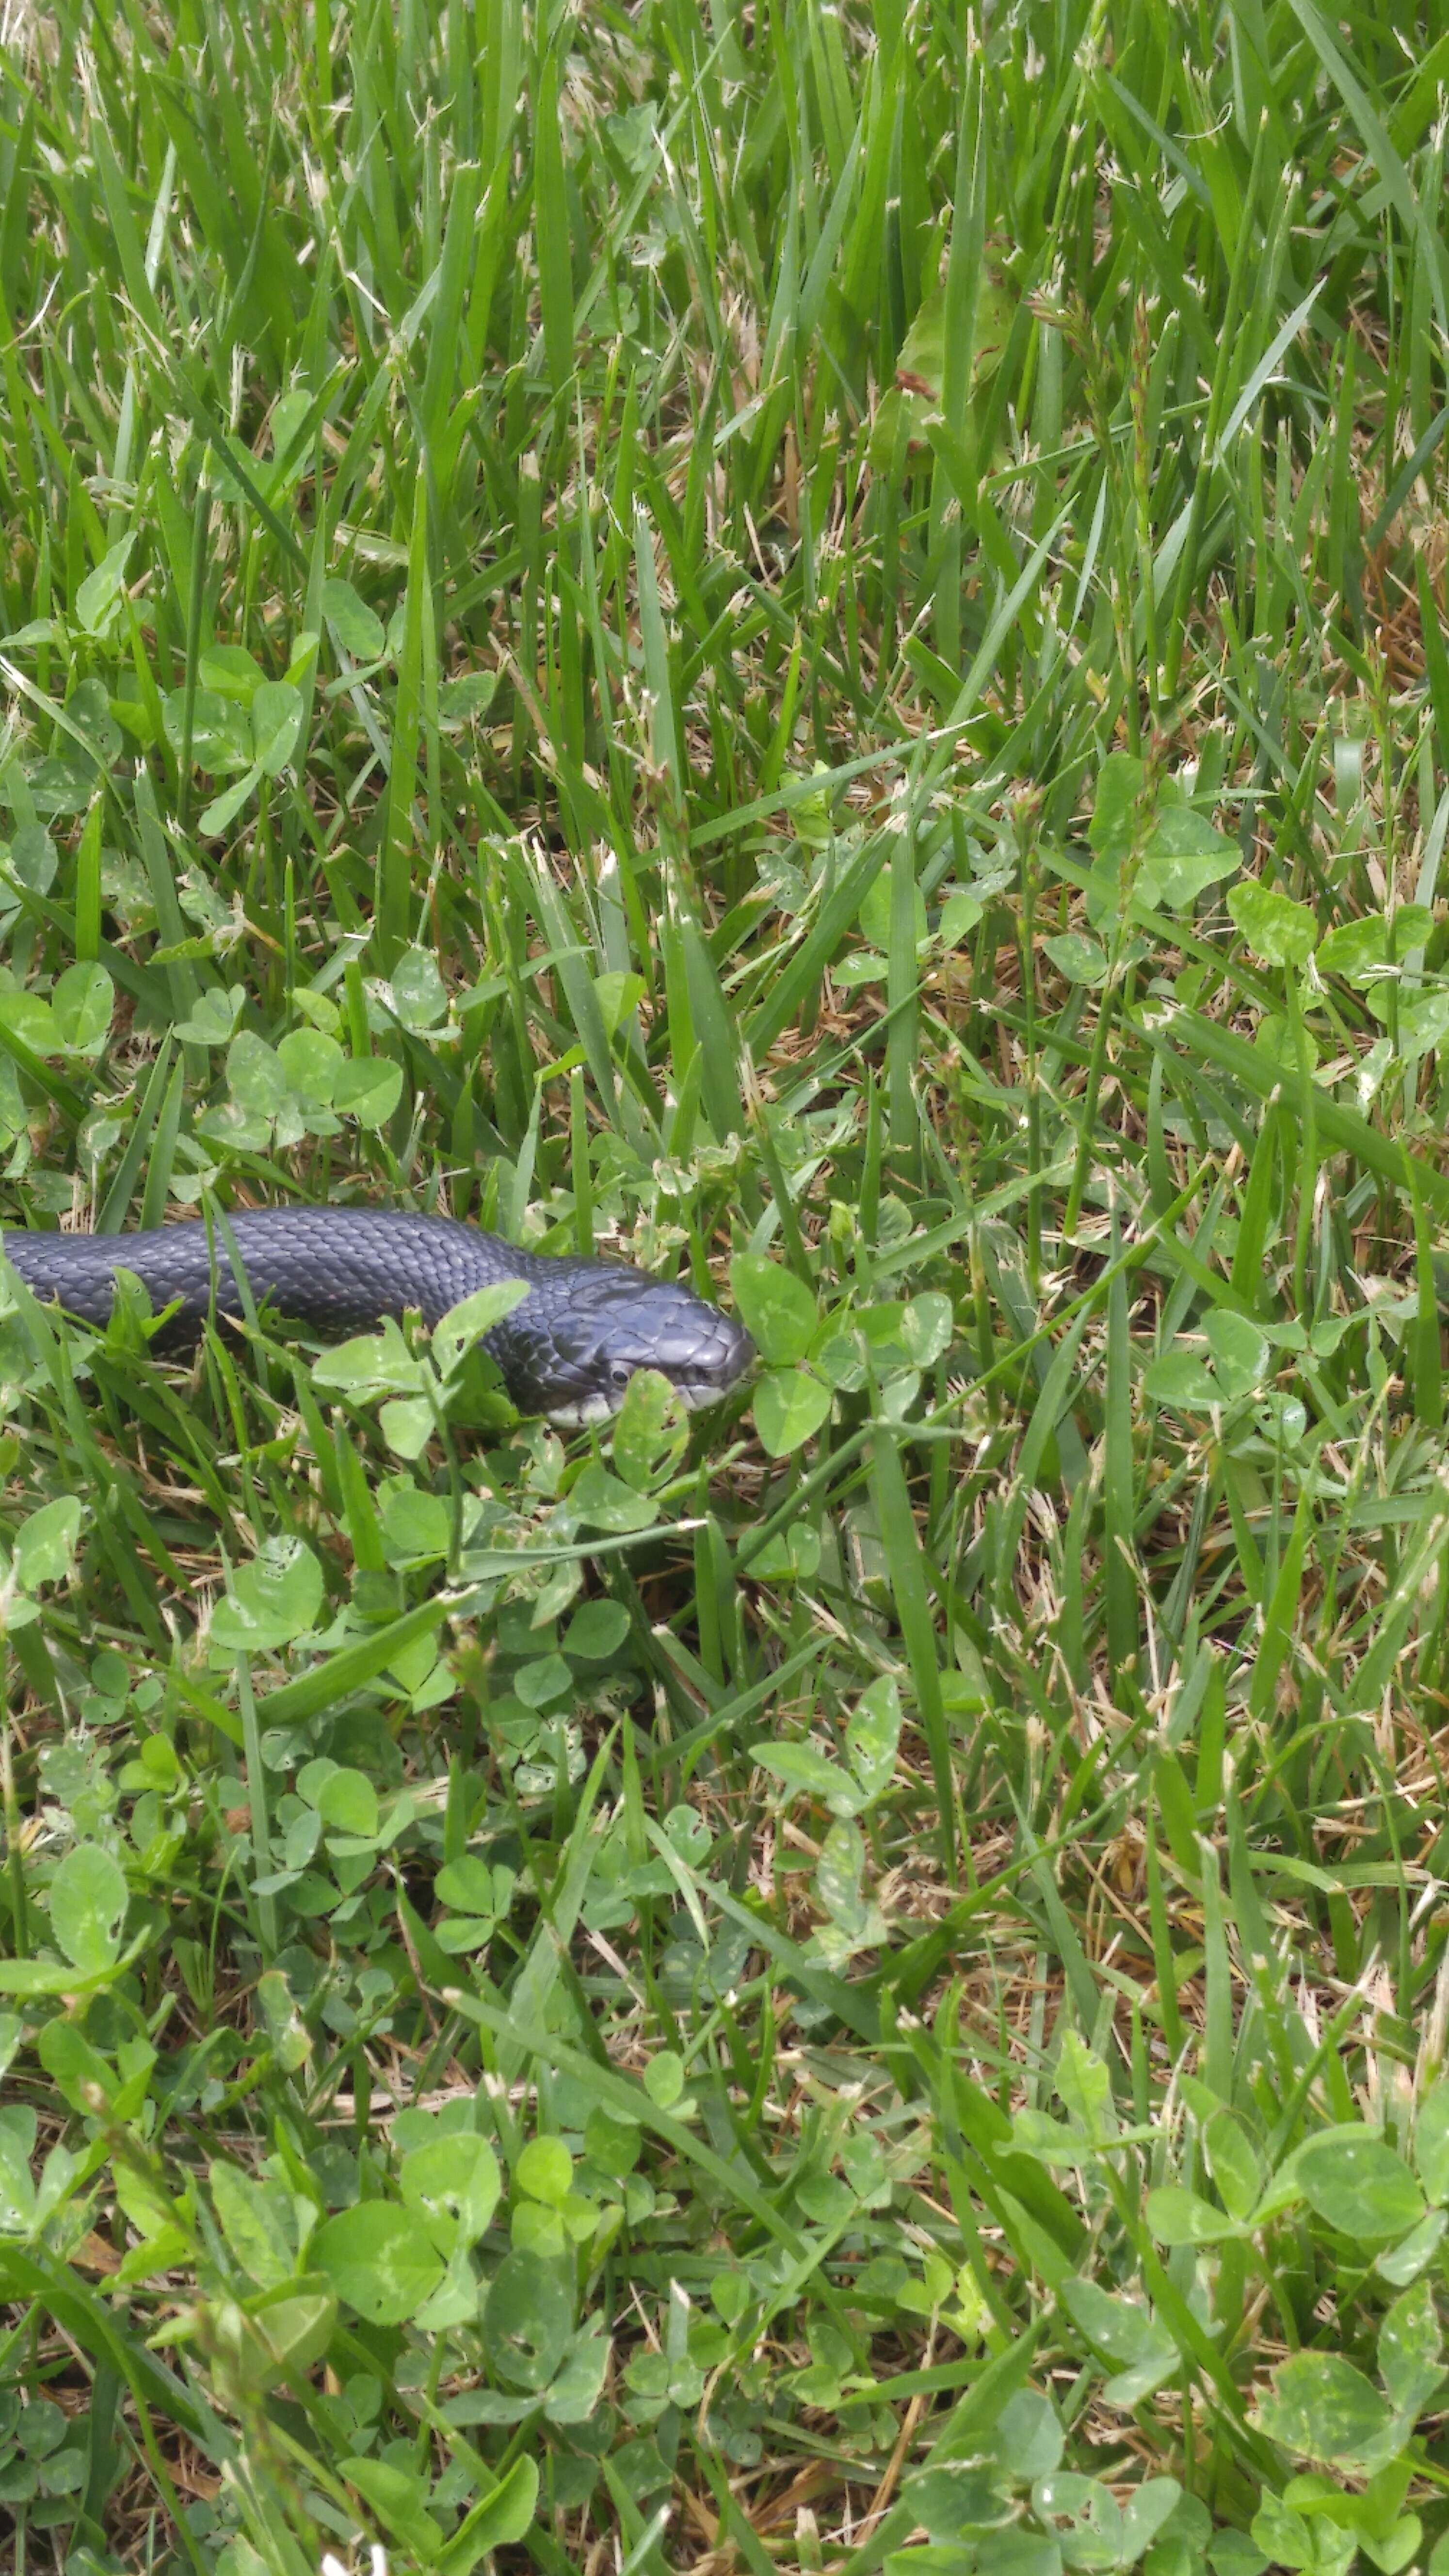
[0,1209,754,1426]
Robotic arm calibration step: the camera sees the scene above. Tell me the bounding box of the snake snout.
[646,1308,756,1403]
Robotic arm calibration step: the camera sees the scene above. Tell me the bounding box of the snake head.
[490,1260,755,1427]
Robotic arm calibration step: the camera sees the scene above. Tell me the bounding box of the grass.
[6,0,1449,2570]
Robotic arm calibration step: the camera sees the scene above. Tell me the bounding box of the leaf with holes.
[845,1676,902,1802]
[483,2249,573,2390]
[50,963,114,1056]
[400,2134,501,2255]
[312,2202,444,2326]
[48,1843,129,1974]
[210,1540,325,1654]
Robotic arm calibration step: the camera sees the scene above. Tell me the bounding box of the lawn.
[1,1,1449,2572]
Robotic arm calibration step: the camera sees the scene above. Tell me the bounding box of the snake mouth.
[545,1371,752,1431]
[540,1321,757,1430]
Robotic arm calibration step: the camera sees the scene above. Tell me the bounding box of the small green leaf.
[544,2322,611,2426]
[813,1816,887,1963]
[400,2131,501,2253]
[517,2137,573,2206]
[435,1856,502,1916]
[754,1366,832,1456]
[747,1523,822,1581]
[48,1842,128,1973]
[1377,2207,1448,2286]
[248,2283,337,2383]
[1254,2351,1394,2468]
[729,1254,817,1366]
[432,1277,530,1378]
[643,2050,685,2109]
[860,871,927,952]
[252,681,304,776]
[378,1397,435,1458]
[50,962,114,1055]
[210,1540,325,1654]
[1060,2276,1176,2397]
[1044,931,1109,986]
[322,577,387,661]
[1416,2079,1449,2204]
[1378,2276,1444,2415]
[73,536,133,638]
[391,947,448,1030]
[1144,1349,1219,1411]
[1032,2473,1123,2562]
[175,985,245,1047]
[845,1675,902,1801]
[1227,880,1317,969]
[0,989,54,1052]
[1138,805,1240,911]
[198,763,263,836]
[199,644,265,704]
[438,669,498,725]
[1204,2111,1264,2223]
[592,967,645,1033]
[564,1600,630,1659]
[752,1739,863,1817]
[1203,1310,1270,1397]
[438,2456,539,2566]
[939,887,983,946]
[341,2458,443,2560]
[901,1294,953,1368]
[483,2249,573,2389]
[227,1029,290,1116]
[312,2202,445,2325]
[612,1367,689,1492]
[312,1320,420,1397]
[1290,2127,1424,2240]
[276,1026,343,1104]
[1317,909,1432,983]
[380,1484,450,1561]
[313,1768,379,1840]
[1056,2033,1114,2141]
[209,2159,297,2289]
[514,1653,571,1708]
[14,1496,81,1590]
[1145,2185,1244,2245]
[1089,752,1147,861]
[333,1055,404,1128]
[163,688,254,774]
[8,825,56,895]
[566,1462,658,1533]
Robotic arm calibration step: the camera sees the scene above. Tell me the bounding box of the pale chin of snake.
[545,1378,728,1429]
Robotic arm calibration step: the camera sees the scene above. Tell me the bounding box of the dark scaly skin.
[0,1208,754,1422]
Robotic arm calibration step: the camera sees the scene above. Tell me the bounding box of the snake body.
[0,1209,754,1425]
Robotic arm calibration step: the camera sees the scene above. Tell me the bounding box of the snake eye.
[609,1359,634,1394]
